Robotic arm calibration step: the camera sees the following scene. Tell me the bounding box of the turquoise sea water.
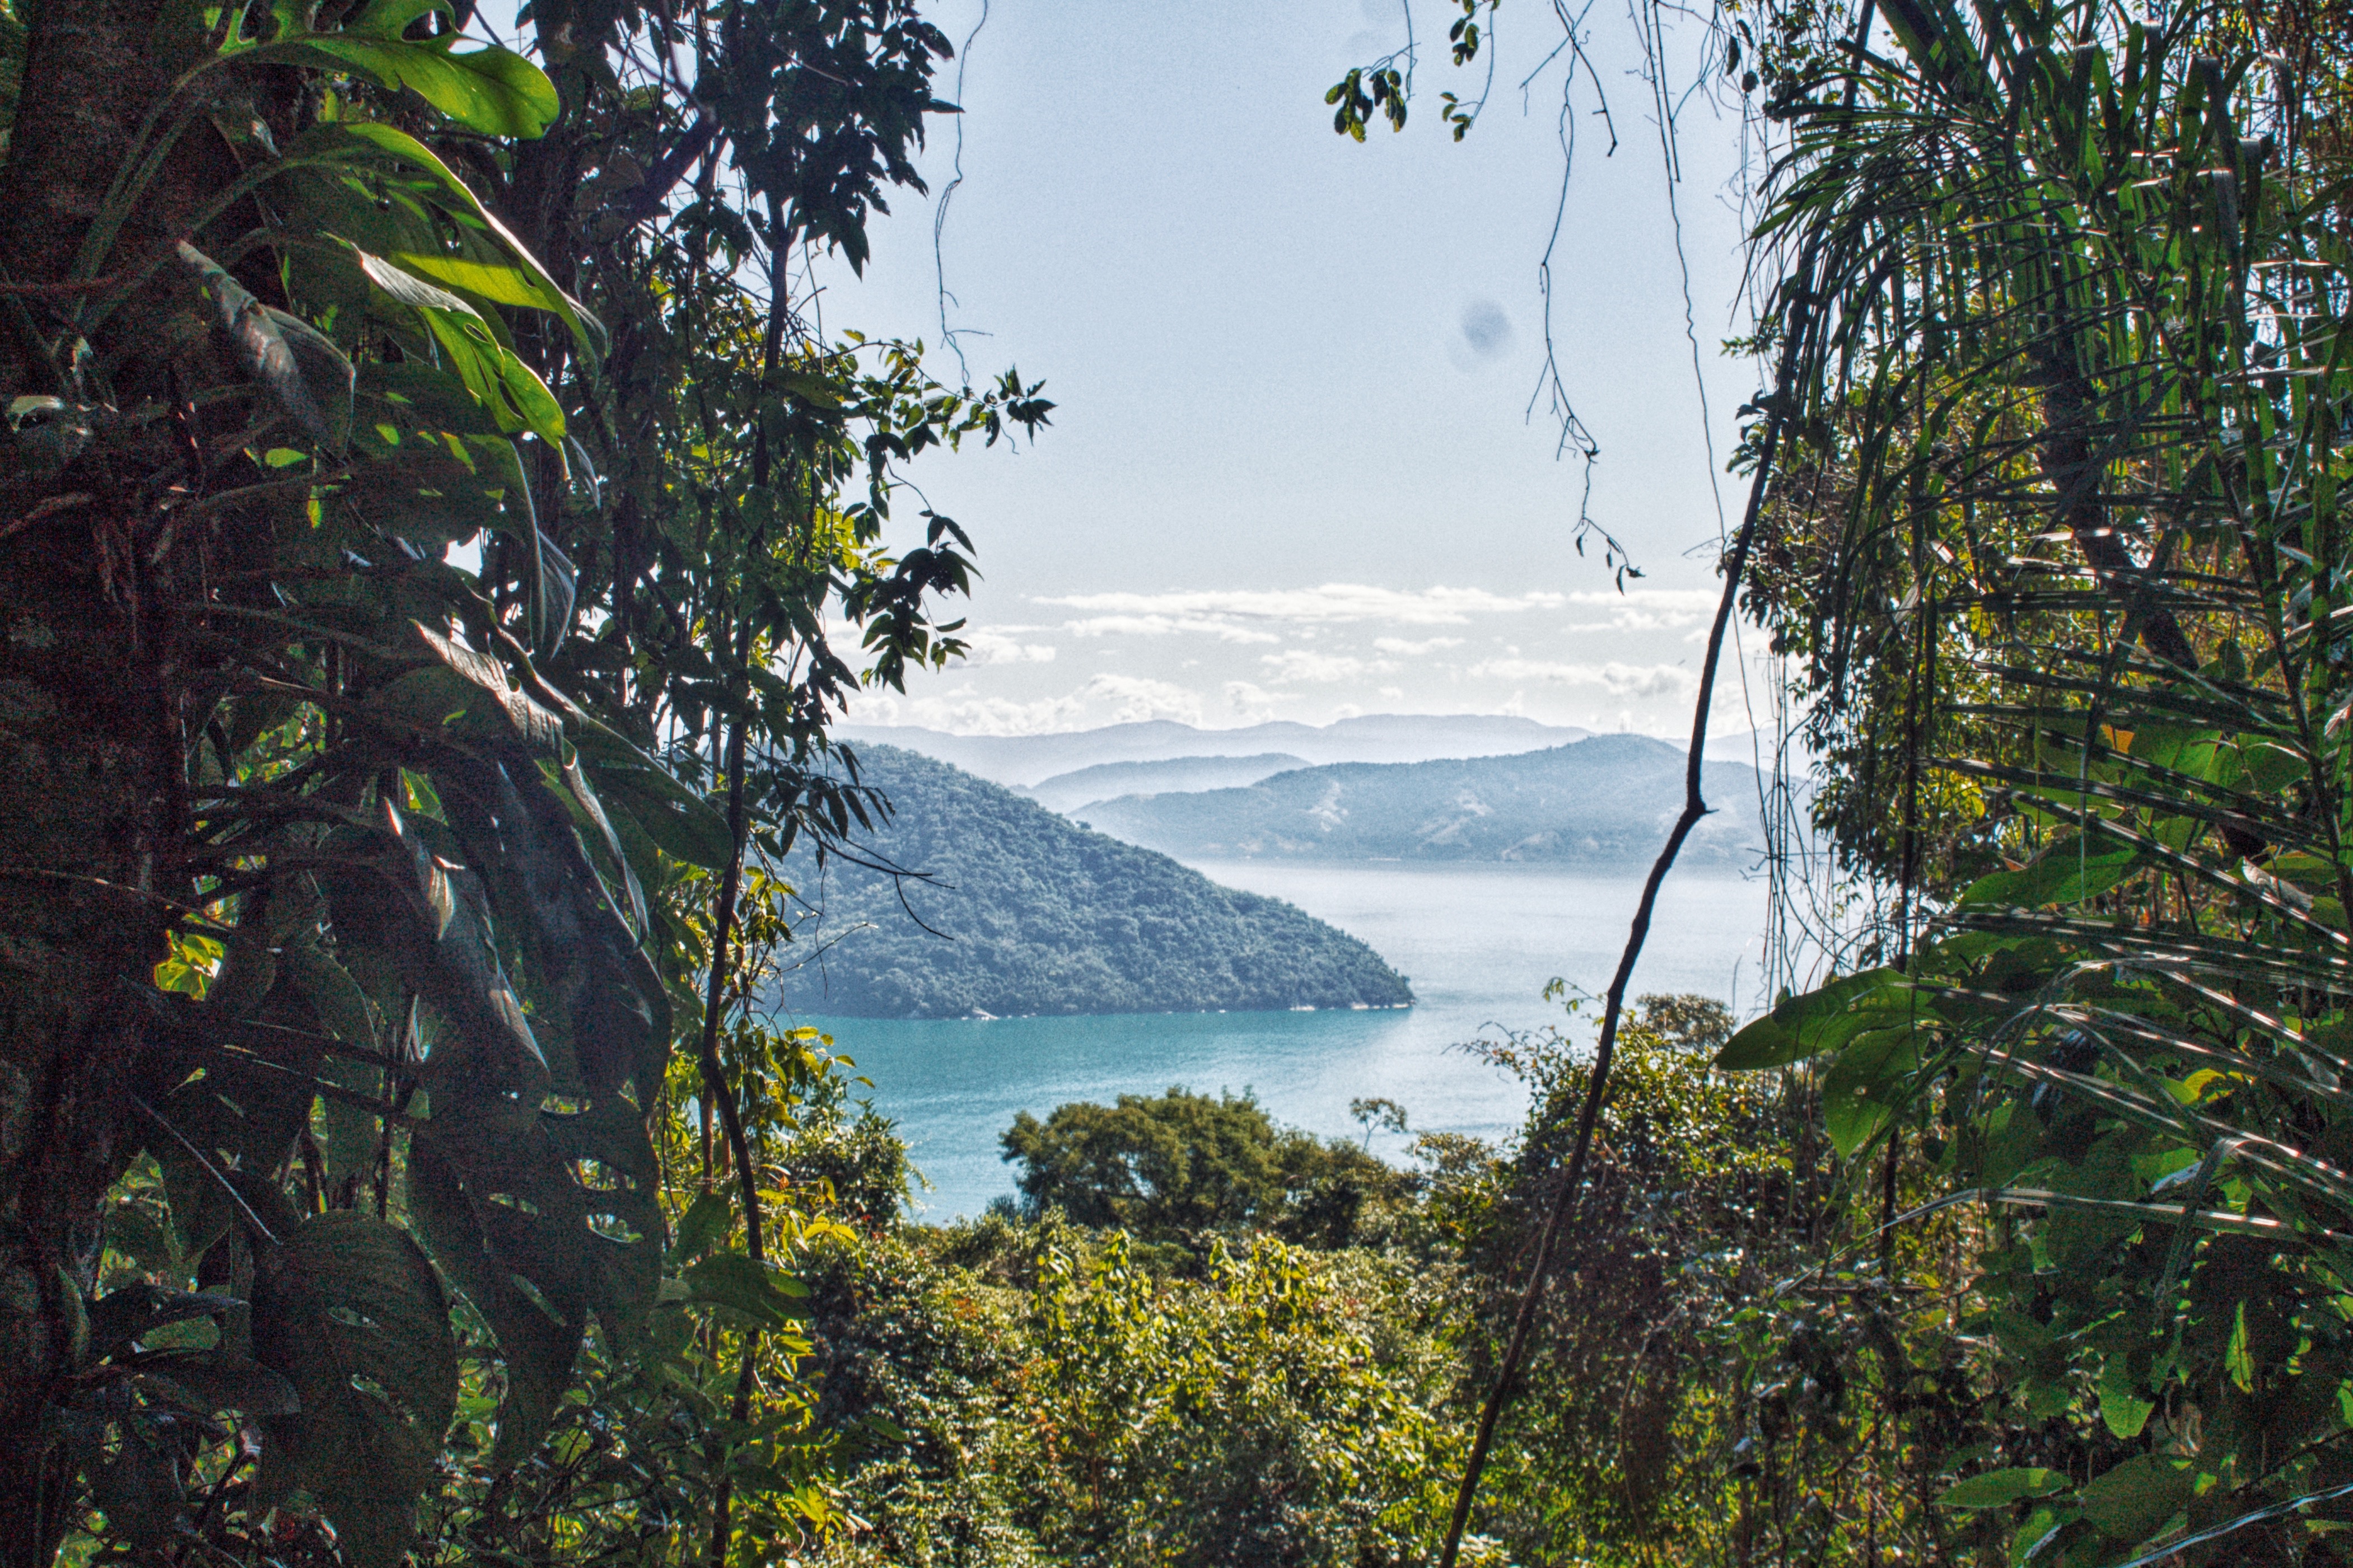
[782,860,1772,1220]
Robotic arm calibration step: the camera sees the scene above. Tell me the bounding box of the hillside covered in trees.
[781,746,1413,1017]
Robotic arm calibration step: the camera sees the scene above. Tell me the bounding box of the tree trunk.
[0,4,232,1556]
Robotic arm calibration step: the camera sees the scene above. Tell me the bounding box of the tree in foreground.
[0,1,1042,1563]
[1330,0,2353,1557]
[1718,0,2353,1558]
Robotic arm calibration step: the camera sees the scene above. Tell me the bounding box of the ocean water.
[783,861,1773,1220]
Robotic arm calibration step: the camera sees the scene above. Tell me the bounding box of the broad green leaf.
[1939,1467,2072,1508]
[680,1253,811,1329]
[1715,967,1908,1070]
[280,933,381,1054]
[178,242,352,446]
[87,1283,229,1360]
[251,1214,457,1568]
[1958,836,2138,909]
[570,721,735,869]
[328,802,547,1094]
[2097,1356,2156,1439]
[406,1138,582,1472]
[102,1204,180,1276]
[246,22,558,139]
[288,123,600,356]
[139,1351,300,1417]
[2077,1454,2196,1541]
[669,1190,732,1267]
[1822,1028,1918,1156]
[405,623,564,752]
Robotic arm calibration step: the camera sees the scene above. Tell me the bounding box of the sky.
[534,0,1784,738]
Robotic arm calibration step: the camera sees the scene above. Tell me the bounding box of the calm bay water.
[784,861,1771,1220]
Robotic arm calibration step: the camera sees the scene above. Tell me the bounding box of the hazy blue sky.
[802,0,1780,738]
[514,1,1781,735]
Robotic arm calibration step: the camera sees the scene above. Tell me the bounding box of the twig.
[0,493,93,545]
[130,1093,278,1246]
[0,275,119,297]
[1430,0,1873,1538]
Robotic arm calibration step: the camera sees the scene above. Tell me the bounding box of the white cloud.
[844,672,1207,734]
[1224,680,1286,719]
[848,689,1089,736]
[1259,649,1399,684]
[1565,588,1721,612]
[1062,614,1281,644]
[1558,588,1722,635]
[1082,673,1206,726]
[1470,658,1698,700]
[1039,583,1568,638]
[959,628,1058,665]
[1372,635,1466,656]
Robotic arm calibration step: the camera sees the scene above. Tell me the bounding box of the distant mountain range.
[1020,753,1307,815]
[778,747,1412,1019]
[839,714,1591,788]
[1075,734,1767,866]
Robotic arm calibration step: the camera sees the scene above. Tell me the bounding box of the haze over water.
[788,861,1772,1219]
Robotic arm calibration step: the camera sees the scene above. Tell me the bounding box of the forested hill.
[777,747,1413,1018]
[1077,733,1767,865]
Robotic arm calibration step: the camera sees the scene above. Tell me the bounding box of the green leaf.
[344,244,565,444]
[139,1351,300,1417]
[1715,967,1907,1070]
[2097,1355,2156,1439]
[178,242,353,446]
[288,123,601,357]
[248,25,558,139]
[570,722,735,869]
[403,623,565,751]
[1960,836,2140,909]
[328,801,548,1095]
[102,1204,180,1276]
[405,1138,582,1472]
[1939,1467,2073,1508]
[2077,1454,2196,1541]
[1821,1027,1919,1156]
[679,1253,810,1329]
[250,1213,457,1568]
[669,1191,731,1266]
[87,1283,232,1361]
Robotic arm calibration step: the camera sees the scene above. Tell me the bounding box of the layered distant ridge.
[1077,734,1765,866]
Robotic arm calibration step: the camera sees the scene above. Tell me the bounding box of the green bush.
[1001,1087,1405,1247]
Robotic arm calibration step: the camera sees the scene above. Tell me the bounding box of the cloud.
[1565,588,1722,612]
[1038,583,1568,638]
[1470,658,1698,700]
[1559,588,1722,635]
[844,672,1207,734]
[1224,680,1286,719]
[1259,649,1399,685]
[848,689,1090,736]
[1082,673,1206,726]
[1062,614,1280,644]
[959,628,1058,665]
[1372,635,1465,656]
